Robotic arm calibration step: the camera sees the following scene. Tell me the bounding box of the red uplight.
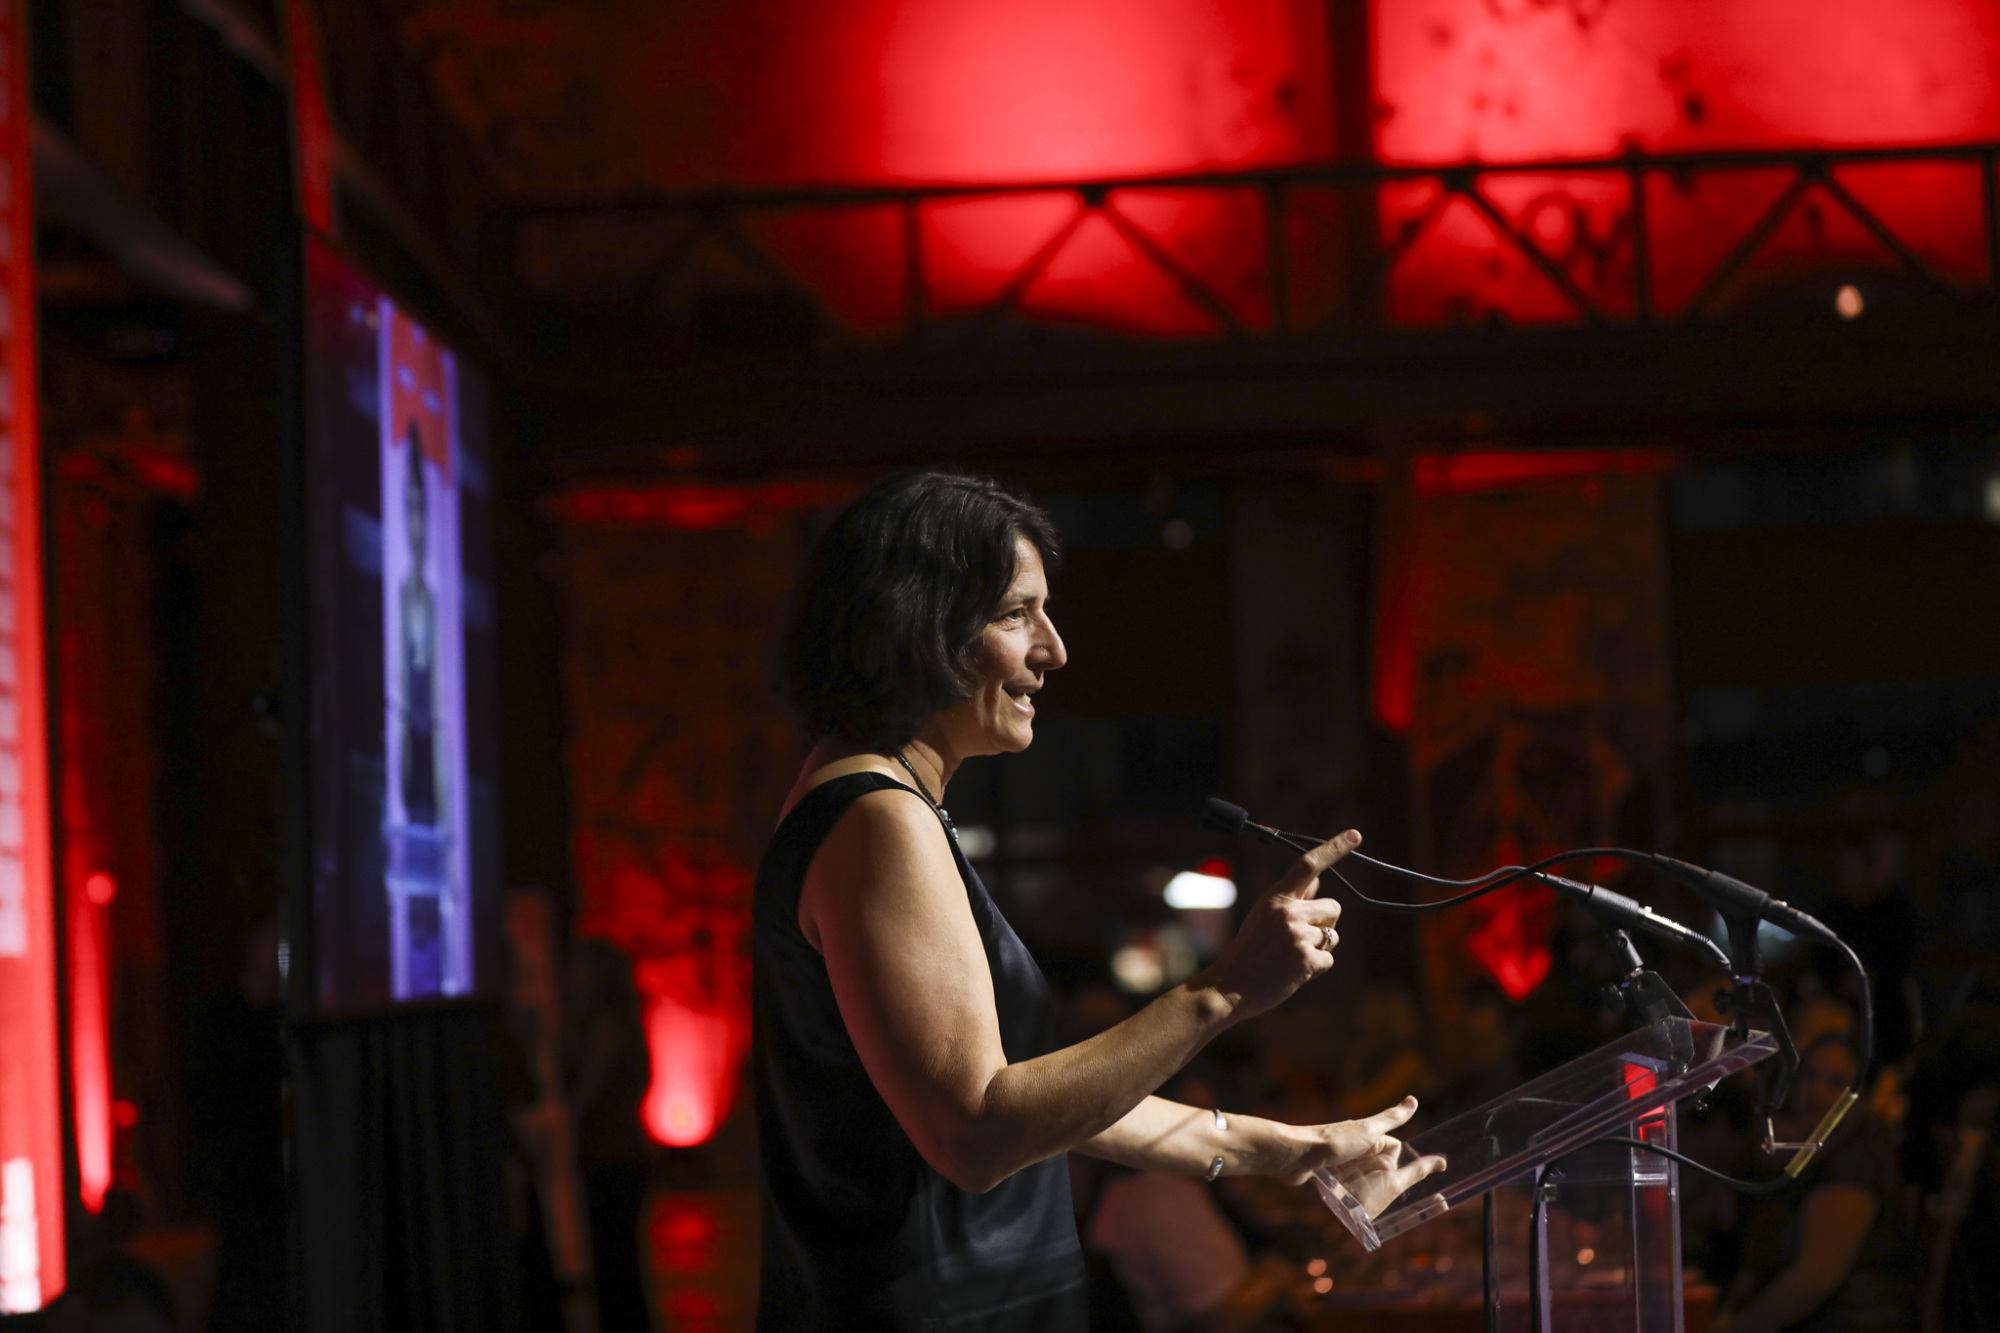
[642,996,742,1148]
[580,855,753,1151]
[1197,858,1232,880]
[69,896,111,1214]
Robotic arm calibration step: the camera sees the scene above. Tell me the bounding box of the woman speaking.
[754,470,1443,1331]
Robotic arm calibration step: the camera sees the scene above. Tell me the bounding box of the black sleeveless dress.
[752,772,1089,1332]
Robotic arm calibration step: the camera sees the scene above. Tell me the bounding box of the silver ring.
[1319,925,1335,953]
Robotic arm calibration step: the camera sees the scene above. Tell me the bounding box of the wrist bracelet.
[1202,1107,1228,1180]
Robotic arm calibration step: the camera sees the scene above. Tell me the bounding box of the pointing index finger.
[1293,830,1361,900]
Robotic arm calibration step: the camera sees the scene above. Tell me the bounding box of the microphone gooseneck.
[1201,796,1767,975]
[1199,795,1873,1187]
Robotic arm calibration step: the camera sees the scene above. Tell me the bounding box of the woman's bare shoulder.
[795,774,961,951]
[778,744,901,822]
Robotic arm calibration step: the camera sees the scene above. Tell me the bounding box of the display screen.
[301,233,500,1014]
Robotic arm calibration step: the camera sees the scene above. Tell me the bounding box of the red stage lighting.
[0,0,65,1306]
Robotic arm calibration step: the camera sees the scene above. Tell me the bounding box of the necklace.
[892,750,956,834]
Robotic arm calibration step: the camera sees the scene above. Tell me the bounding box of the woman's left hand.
[1271,1097,1446,1198]
[1325,1135,1449,1217]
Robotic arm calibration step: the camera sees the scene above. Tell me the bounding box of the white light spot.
[954,825,997,860]
[1835,285,1863,319]
[1164,870,1236,909]
[1110,944,1164,994]
[1983,472,2000,524]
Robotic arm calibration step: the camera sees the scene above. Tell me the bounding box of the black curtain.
[288,1005,524,1333]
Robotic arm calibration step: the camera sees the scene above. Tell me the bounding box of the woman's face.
[1789,1041,1858,1127]
[938,538,1066,759]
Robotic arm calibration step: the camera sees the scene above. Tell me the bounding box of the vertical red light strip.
[282,0,336,236]
[68,891,109,1214]
[0,0,65,1310]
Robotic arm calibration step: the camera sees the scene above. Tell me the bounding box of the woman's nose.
[1038,616,1067,669]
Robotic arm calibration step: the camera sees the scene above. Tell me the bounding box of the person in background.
[1084,1067,1296,1333]
[182,920,284,1333]
[1819,834,1921,1066]
[566,938,654,1332]
[42,1252,177,1333]
[1901,965,2000,1333]
[1432,983,1517,1118]
[1716,1034,1916,1333]
[1336,988,1440,1121]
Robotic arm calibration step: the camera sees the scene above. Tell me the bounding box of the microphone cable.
[1211,800,1879,1138]
[1255,823,1875,1072]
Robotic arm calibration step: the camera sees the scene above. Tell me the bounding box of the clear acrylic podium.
[1315,1018,1779,1333]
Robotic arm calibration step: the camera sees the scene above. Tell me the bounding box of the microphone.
[1202,797,1730,969]
[1199,798,1255,838]
[1533,872,1731,971]
[1643,855,1839,975]
[1200,799,1304,857]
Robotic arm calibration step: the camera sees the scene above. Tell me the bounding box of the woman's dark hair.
[780,469,1060,750]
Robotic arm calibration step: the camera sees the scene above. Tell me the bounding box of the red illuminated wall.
[422,0,2000,336]
[1375,0,2000,323]
[1375,456,1674,1017]
[0,0,64,1308]
[555,500,823,1146]
[1377,0,2000,162]
[422,0,1334,336]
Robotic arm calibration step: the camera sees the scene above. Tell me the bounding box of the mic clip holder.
[1714,975,1800,1133]
[1602,929,1696,1073]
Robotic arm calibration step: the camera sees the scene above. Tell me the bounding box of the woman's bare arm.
[803,789,1358,1193]
[1715,1183,1875,1333]
[1074,1095,1444,1198]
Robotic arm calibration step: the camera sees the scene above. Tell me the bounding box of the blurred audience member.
[42,1252,175,1333]
[1790,983,1859,1061]
[182,920,284,1332]
[1081,1069,1293,1333]
[488,994,566,1331]
[565,939,654,1333]
[1717,1035,1916,1333]
[1819,834,1921,1065]
[1682,1068,1760,1290]
[1337,988,1439,1120]
[1933,724,2000,957]
[1902,966,2000,1333]
[1433,984,1518,1116]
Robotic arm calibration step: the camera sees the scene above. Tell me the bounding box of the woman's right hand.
[1201,831,1359,1020]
